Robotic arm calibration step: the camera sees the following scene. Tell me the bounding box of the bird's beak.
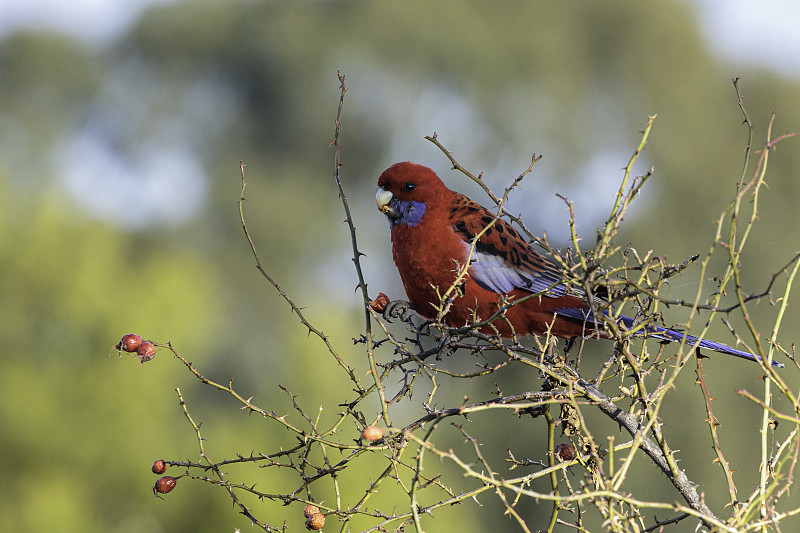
[376,187,397,217]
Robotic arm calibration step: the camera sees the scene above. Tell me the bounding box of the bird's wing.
[447,194,583,299]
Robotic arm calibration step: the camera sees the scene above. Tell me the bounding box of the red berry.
[153,476,177,494]
[137,341,156,363]
[151,459,168,474]
[362,426,384,442]
[554,442,575,462]
[369,292,391,313]
[305,512,325,530]
[303,504,320,518]
[119,333,143,353]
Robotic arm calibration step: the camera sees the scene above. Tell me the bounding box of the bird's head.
[376,162,447,227]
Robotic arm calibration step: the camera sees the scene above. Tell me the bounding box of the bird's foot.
[383,299,414,322]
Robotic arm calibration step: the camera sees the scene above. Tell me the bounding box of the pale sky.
[0,0,173,44]
[692,0,800,79]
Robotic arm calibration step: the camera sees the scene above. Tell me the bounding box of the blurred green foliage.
[0,0,798,531]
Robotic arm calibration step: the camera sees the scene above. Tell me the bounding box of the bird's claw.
[383,300,414,322]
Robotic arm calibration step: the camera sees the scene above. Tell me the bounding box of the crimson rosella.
[376,161,781,367]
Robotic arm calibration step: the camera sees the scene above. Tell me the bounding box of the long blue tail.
[623,316,783,368]
[558,308,783,368]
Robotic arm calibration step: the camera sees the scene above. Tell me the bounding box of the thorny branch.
[131,76,800,533]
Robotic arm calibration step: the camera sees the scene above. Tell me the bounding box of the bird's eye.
[403,182,416,192]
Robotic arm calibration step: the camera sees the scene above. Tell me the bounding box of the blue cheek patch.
[391,200,426,227]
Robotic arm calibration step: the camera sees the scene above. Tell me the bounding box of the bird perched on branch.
[376,161,782,368]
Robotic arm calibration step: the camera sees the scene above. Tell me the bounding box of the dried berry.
[151,459,168,475]
[362,426,384,442]
[369,292,391,313]
[303,504,320,518]
[554,442,575,462]
[153,476,177,494]
[306,512,325,530]
[136,341,156,363]
[118,333,143,353]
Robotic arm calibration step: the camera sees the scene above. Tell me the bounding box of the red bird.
[376,161,781,367]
